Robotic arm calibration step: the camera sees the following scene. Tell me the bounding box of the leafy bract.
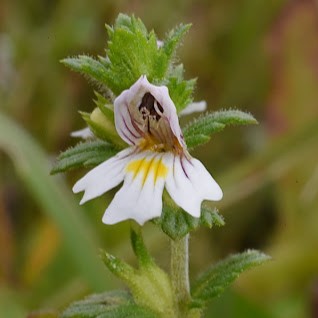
[62,14,195,112]
[100,248,175,317]
[190,250,270,308]
[183,109,258,148]
[61,55,109,88]
[61,290,158,318]
[51,140,117,174]
[167,77,196,113]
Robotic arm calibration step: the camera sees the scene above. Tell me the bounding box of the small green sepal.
[80,109,126,148]
[93,91,114,122]
[154,195,225,240]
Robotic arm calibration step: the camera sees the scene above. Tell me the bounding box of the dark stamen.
[156,101,164,113]
[139,92,163,121]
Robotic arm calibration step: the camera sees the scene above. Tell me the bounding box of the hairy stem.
[170,234,191,317]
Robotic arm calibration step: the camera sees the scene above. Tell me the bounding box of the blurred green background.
[1,0,318,317]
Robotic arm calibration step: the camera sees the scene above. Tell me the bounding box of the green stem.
[170,234,191,317]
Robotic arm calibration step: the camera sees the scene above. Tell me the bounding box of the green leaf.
[104,15,169,95]
[100,250,136,283]
[162,23,191,62]
[51,140,117,174]
[201,205,225,228]
[130,227,155,269]
[183,109,258,148]
[154,199,224,240]
[167,63,185,80]
[167,77,196,112]
[112,13,148,36]
[61,290,159,318]
[62,14,196,114]
[97,304,159,318]
[61,55,109,86]
[99,249,174,317]
[191,250,271,308]
[61,290,130,318]
[183,134,212,150]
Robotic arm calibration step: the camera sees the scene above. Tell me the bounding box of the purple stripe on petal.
[184,154,194,167]
[122,116,139,139]
[120,128,136,145]
[126,105,144,136]
[180,155,190,179]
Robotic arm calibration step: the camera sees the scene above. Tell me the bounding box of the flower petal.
[114,75,186,149]
[71,127,94,139]
[156,40,164,48]
[114,95,143,145]
[179,101,207,117]
[73,147,134,204]
[165,155,222,217]
[103,151,173,225]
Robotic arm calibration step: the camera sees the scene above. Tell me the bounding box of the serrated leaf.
[113,13,148,36]
[162,24,191,62]
[104,15,169,95]
[97,304,159,318]
[62,14,196,117]
[154,199,224,240]
[60,290,130,318]
[183,109,258,148]
[51,140,117,174]
[167,63,185,81]
[99,249,174,317]
[60,290,158,318]
[190,250,271,308]
[61,56,109,86]
[183,134,212,149]
[201,205,225,228]
[167,77,196,112]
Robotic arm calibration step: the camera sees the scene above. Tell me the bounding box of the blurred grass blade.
[0,288,27,318]
[220,118,318,209]
[0,112,111,291]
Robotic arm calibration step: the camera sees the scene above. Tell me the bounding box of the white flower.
[73,75,222,225]
[71,127,94,139]
[179,101,207,116]
[156,40,164,48]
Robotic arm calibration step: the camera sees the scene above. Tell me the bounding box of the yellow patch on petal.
[126,157,169,185]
